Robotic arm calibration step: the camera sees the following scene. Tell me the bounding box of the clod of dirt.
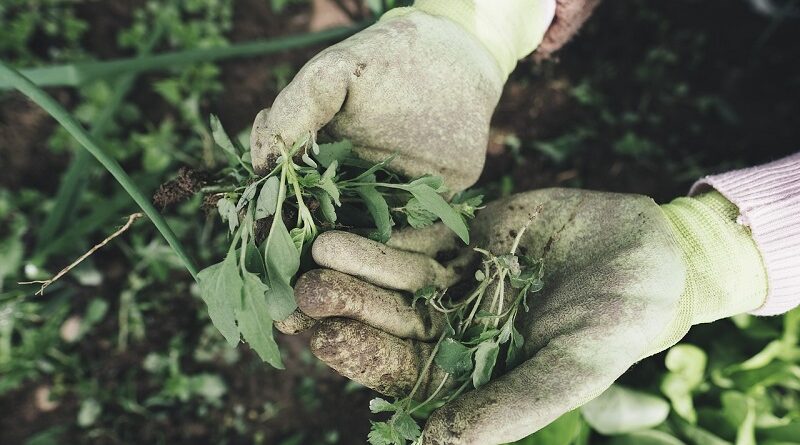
[153,167,208,210]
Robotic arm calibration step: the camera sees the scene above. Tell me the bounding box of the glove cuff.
[660,192,768,325]
[384,0,556,79]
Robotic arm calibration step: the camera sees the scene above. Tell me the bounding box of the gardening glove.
[249,0,557,192]
[288,188,768,444]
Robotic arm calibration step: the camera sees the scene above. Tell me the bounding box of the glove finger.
[312,230,460,292]
[250,49,353,174]
[386,223,461,258]
[274,308,317,335]
[421,329,646,445]
[295,269,445,341]
[310,318,448,398]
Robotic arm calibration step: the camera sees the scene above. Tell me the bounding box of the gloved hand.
[284,188,768,444]
[249,1,556,192]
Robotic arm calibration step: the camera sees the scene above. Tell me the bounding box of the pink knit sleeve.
[690,152,800,316]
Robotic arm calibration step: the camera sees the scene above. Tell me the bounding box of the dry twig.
[19,212,144,295]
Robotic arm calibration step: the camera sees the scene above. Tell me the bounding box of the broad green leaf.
[264,216,299,320]
[392,411,422,441]
[236,271,283,368]
[356,185,392,243]
[209,114,240,157]
[721,391,756,445]
[255,176,280,220]
[665,344,707,388]
[472,341,499,388]
[244,240,267,278]
[409,174,444,191]
[508,410,583,445]
[315,140,352,168]
[403,183,469,244]
[662,343,707,423]
[197,251,242,347]
[581,384,670,435]
[435,338,474,376]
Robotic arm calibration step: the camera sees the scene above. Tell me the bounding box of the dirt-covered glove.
[249,1,555,192]
[286,188,767,444]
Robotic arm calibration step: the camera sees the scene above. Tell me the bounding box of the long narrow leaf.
[35,24,165,254]
[0,61,199,280]
[0,25,367,89]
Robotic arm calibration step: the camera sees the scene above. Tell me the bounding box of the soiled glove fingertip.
[250,108,274,174]
[274,309,317,335]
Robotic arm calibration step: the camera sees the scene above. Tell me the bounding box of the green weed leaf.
[315,190,337,223]
[315,140,352,168]
[237,271,283,368]
[435,338,474,376]
[209,114,240,158]
[197,251,242,347]
[369,397,397,414]
[392,411,421,441]
[255,176,280,220]
[368,421,402,445]
[264,216,299,320]
[217,198,238,234]
[472,340,499,388]
[356,185,392,243]
[404,184,469,244]
[404,198,437,229]
[661,344,707,423]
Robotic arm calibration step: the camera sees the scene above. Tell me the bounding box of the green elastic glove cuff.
[661,191,768,326]
[383,0,555,79]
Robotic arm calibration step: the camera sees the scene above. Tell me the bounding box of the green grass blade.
[35,25,166,253]
[0,61,199,280]
[0,24,367,89]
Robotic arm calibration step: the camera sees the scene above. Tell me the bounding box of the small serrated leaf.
[392,411,422,441]
[435,338,474,376]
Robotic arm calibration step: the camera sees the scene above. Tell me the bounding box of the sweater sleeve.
[690,152,800,316]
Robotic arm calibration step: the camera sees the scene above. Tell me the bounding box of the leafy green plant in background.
[199,117,478,367]
[0,0,88,66]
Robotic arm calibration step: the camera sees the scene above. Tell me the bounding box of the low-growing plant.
[197,116,481,367]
